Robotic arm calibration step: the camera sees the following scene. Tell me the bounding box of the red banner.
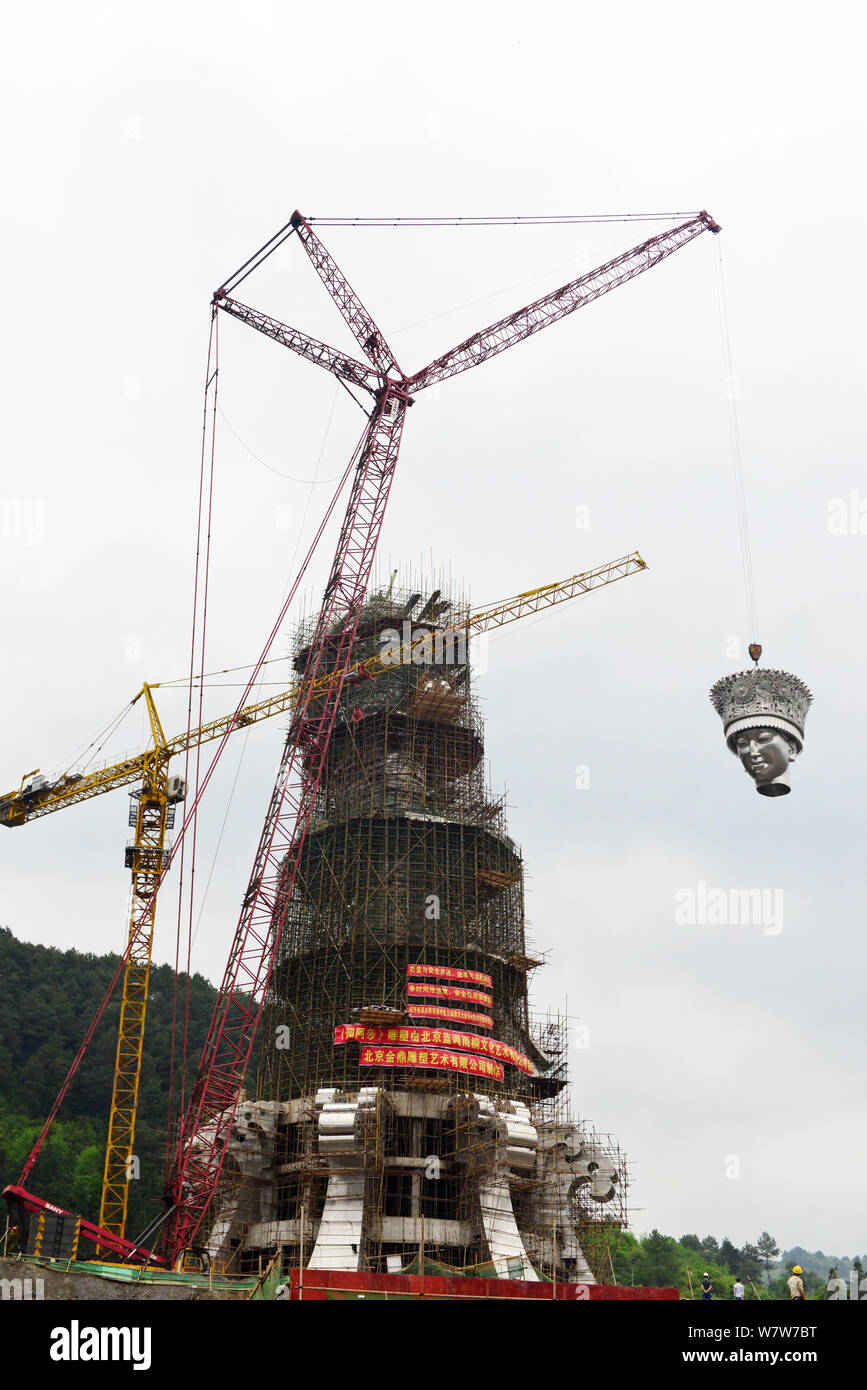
[407,1004,493,1029]
[407,982,492,1006]
[335,1024,532,1074]
[407,963,492,989]
[359,1044,503,1081]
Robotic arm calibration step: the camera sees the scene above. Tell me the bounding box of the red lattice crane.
[3,209,719,1265]
[162,208,721,1260]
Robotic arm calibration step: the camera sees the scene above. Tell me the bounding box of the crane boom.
[409,212,720,392]
[212,295,380,394]
[466,550,646,632]
[290,210,401,376]
[0,553,646,829]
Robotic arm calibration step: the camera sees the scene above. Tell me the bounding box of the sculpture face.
[711,668,811,799]
[734,728,796,785]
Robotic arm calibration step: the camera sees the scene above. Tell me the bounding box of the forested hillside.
[604,1228,865,1300]
[0,925,216,1237]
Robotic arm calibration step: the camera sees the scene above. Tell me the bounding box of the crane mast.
[97,687,175,1241]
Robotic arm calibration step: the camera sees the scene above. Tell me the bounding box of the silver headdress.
[709,669,812,754]
[710,667,812,797]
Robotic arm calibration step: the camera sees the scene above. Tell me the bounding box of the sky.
[1,0,865,1258]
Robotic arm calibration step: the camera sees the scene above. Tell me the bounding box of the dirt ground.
[0,1257,246,1301]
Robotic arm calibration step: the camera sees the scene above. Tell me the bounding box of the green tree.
[740,1242,763,1288]
[637,1229,682,1288]
[757,1231,780,1289]
[719,1237,740,1272]
[606,1228,641,1285]
[72,1144,105,1214]
[804,1270,823,1298]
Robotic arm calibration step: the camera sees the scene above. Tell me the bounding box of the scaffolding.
[204,577,626,1281]
[572,1130,630,1285]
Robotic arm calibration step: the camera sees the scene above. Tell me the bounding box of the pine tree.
[757,1231,780,1289]
[719,1236,740,1271]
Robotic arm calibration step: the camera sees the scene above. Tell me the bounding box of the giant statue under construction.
[203,580,625,1281]
[4,209,723,1289]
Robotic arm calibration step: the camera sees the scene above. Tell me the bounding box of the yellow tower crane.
[0,550,646,1242]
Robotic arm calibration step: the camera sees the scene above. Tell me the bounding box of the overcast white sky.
[1,1,864,1258]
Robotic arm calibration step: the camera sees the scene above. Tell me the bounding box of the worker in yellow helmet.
[787,1265,806,1300]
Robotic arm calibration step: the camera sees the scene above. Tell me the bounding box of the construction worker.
[787,1265,806,1300]
[700,1272,713,1300]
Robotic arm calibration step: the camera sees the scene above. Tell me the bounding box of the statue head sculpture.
[709,668,812,797]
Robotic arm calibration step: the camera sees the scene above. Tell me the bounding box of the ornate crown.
[709,668,812,754]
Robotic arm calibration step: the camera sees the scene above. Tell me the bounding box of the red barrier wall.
[287,1269,678,1300]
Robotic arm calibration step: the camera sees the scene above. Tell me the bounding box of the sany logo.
[49,1321,152,1371]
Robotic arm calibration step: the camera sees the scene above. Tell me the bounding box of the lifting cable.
[189,380,343,952]
[216,402,343,483]
[186,304,222,1111]
[715,240,760,654]
[219,221,297,297]
[166,305,220,1170]
[154,655,290,689]
[386,231,641,341]
[54,700,138,782]
[308,212,702,228]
